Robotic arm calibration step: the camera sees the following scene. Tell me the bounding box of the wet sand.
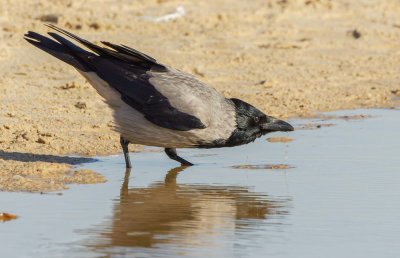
[1,0,400,191]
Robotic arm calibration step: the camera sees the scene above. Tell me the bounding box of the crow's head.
[225,98,293,146]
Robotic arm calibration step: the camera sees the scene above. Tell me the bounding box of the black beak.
[260,118,294,132]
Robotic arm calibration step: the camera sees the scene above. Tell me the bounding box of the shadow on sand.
[0,150,97,165]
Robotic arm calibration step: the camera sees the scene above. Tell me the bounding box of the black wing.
[24,25,206,131]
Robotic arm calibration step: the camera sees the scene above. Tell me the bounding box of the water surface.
[1,109,400,258]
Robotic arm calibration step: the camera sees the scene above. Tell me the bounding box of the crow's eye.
[253,117,260,123]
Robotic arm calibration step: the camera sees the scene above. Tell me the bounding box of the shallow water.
[1,109,400,258]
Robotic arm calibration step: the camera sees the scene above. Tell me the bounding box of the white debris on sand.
[146,6,185,23]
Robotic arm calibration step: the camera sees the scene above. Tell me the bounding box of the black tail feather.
[24,31,92,71]
[47,32,89,54]
[26,24,166,72]
[44,24,165,69]
[45,23,108,56]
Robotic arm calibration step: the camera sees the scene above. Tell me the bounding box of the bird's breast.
[112,103,236,148]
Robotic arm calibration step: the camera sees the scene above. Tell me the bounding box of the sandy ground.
[0,0,400,191]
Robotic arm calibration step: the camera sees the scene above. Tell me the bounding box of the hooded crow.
[24,25,294,168]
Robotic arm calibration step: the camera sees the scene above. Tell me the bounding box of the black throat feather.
[197,98,265,148]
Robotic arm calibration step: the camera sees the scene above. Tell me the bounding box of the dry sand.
[1,0,400,191]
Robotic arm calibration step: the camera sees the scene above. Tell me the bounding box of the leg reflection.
[120,167,131,197]
[120,166,188,197]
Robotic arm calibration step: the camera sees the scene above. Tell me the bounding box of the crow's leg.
[120,136,132,168]
[165,148,193,166]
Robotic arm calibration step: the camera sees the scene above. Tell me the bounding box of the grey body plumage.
[24,25,293,168]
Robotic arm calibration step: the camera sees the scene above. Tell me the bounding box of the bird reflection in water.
[86,167,289,253]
